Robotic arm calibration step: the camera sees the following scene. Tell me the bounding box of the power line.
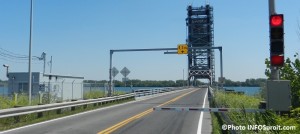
[0,50,28,59]
[0,57,42,64]
[0,47,27,57]
[0,47,41,61]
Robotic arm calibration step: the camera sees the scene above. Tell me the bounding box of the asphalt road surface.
[0,87,212,134]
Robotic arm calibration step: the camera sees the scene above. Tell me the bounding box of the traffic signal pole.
[269,0,275,15]
[269,0,280,80]
[265,0,291,112]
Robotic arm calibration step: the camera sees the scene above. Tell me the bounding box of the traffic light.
[270,14,284,67]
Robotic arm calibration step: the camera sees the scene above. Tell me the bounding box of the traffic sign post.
[111,67,119,95]
[121,67,130,87]
[111,67,119,77]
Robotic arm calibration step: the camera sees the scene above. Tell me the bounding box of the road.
[0,87,212,134]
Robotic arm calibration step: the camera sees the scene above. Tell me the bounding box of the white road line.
[0,99,137,134]
[197,88,207,134]
[0,89,190,134]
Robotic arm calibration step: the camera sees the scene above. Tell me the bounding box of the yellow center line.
[98,89,198,134]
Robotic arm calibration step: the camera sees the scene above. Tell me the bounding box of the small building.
[7,72,84,101]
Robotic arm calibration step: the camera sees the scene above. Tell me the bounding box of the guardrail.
[209,86,238,134]
[134,87,182,97]
[0,93,135,119]
[0,87,184,119]
[0,87,185,120]
[153,107,265,113]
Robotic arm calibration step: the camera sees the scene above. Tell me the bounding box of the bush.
[213,90,299,133]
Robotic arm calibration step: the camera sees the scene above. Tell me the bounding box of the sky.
[0,0,299,82]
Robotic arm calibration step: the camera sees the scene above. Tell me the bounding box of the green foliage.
[0,94,41,109]
[0,97,134,131]
[214,90,260,108]
[265,54,300,108]
[263,54,300,132]
[0,96,14,109]
[83,79,205,87]
[223,78,266,87]
[113,91,126,96]
[211,112,224,134]
[290,107,300,123]
[214,90,300,133]
[115,79,178,87]
[96,78,266,87]
[83,90,105,99]
[83,90,125,99]
[0,91,126,109]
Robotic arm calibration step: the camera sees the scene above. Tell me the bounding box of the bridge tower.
[186,4,215,85]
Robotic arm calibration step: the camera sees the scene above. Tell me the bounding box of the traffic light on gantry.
[270,14,284,67]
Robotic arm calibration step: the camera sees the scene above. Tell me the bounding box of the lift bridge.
[186,4,215,85]
[107,4,216,96]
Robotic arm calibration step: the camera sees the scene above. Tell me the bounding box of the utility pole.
[50,56,53,73]
[42,52,46,74]
[28,0,33,105]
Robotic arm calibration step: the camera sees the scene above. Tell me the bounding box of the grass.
[0,90,128,109]
[211,112,227,134]
[0,96,14,109]
[0,93,41,109]
[0,95,134,131]
[83,90,105,99]
[83,90,126,99]
[212,90,299,134]
[0,90,132,131]
[214,90,261,108]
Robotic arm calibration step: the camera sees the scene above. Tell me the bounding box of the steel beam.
[108,46,223,95]
[108,48,177,97]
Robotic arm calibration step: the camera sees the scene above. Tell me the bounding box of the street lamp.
[3,64,9,78]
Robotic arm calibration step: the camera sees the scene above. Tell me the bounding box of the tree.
[222,78,266,87]
[265,54,300,108]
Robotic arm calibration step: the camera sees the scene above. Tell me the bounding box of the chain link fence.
[0,82,110,106]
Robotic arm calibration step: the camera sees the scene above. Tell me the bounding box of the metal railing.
[0,87,185,119]
[134,87,182,97]
[0,88,182,118]
[0,93,135,119]
[209,86,238,134]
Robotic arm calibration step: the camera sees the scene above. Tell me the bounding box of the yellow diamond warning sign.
[177,44,188,54]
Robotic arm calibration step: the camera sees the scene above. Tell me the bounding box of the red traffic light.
[271,55,284,66]
[270,15,283,27]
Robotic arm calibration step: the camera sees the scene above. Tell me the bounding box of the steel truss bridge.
[186,4,215,85]
[108,4,218,96]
